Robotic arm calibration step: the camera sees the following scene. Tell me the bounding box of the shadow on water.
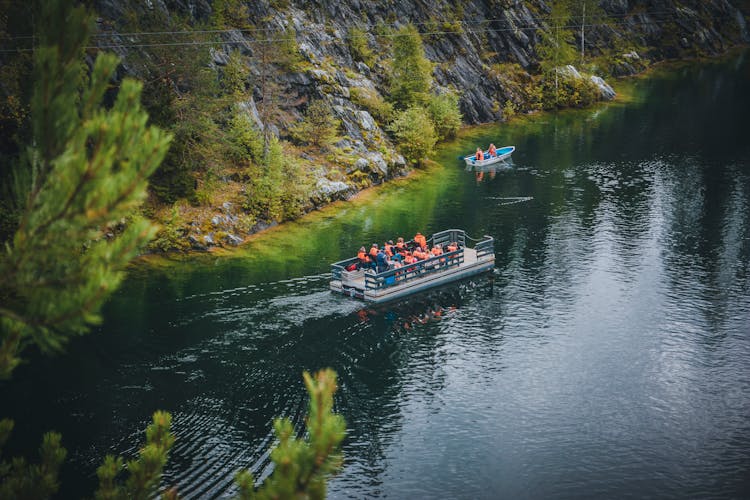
[1,50,750,498]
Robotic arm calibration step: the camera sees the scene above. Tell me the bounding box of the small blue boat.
[464,145,515,167]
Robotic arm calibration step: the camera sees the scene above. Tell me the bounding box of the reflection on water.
[1,51,750,498]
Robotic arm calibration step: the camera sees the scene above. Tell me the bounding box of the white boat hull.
[464,146,515,167]
[330,248,494,303]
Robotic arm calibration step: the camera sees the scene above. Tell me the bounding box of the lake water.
[2,51,750,498]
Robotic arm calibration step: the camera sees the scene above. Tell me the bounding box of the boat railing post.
[331,264,342,281]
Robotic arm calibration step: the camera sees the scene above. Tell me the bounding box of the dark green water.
[3,51,750,498]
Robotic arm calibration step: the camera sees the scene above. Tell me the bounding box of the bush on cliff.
[244,135,313,222]
[389,106,437,166]
[348,26,375,67]
[541,73,600,109]
[427,91,462,141]
[229,112,265,164]
[389,24,434,110]
[350,87,395,125]
[289,99,340,149]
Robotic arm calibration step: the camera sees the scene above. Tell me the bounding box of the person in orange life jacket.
[397,246,408,262]
[387,240,403,262]
[447,241,458,252]
[384,240,394,257]
[414,231,427,250]
[357,246,370,270]
[488,143,497,157]
[432,243,447,265]
[475,147,484,161]
[369,243,379,259]
[396,237,405,250]
[403,251,418,266]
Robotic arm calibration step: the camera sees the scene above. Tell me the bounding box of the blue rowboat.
[464,145,515,167]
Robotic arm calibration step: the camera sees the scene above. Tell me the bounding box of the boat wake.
[484,196,534,206]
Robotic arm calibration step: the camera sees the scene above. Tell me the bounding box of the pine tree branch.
[0,306,34,328]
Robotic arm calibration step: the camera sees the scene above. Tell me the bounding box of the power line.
[0,14,706,53]
[1,8,688,42]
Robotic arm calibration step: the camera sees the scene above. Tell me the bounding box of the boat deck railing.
[331,229,494,291]
[429,228,466,249]
[472,234,495,260]
[331,256,359,282]
[364,248,464,291]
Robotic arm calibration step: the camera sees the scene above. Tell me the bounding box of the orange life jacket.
[384,244,393,257]
[369,247,378,258]
[475,150,483,160]
[431,247,442,256]
[415,234,427,248]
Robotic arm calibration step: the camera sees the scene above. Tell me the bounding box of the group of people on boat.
[352,232,460,274]
[474,143,498,161]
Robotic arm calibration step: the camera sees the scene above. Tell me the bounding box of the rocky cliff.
[90,0,749,250]
[95,0,748,122]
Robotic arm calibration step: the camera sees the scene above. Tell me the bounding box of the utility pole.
[555,23,560,105]
[260,37,270,160]
[580,2,586,65]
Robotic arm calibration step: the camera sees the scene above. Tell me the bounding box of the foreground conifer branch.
[0,419,66,499]
[0,3,345,498]
[94,411,175,500]
[0,1,171,380]
[235,369,346,500]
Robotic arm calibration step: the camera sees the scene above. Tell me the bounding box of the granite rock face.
[91,0,747,249]
[94,0,746,131]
